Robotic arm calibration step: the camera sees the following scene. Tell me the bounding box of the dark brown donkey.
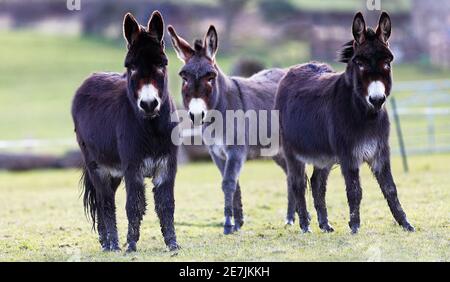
[275,12,414,234]
[168,25,293,234]
[72,11,179,252]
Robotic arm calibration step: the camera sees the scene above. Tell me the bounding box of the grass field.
[0,154,448,261]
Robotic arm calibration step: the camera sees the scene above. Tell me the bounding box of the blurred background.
[0,0,449,169]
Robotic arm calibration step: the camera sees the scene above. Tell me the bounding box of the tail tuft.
[80,168,97,230]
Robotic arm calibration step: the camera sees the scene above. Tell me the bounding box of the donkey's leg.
[152,156,179,251]
[233,182,244,231]
[124,166,147,252]
[285,155,310,233]
[106,177,121,250]
[341,162,362,234]
[87,167,120,251]
[369,155,414,232]
[211,151,244,233]
[222,151,245,235]
[310,166,333,232]
[273,154,295,225]
[96,212,108,251]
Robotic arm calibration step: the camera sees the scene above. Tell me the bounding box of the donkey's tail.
[80,167,97,230]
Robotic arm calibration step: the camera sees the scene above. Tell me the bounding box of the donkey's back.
[233,68,286,111]
[72,72,129,165]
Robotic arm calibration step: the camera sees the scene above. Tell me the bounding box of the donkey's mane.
[194,39,203,52]
[337,40,354,63]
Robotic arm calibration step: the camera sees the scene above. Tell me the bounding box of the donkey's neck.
[213,65,236,113]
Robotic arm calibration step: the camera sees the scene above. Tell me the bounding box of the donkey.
[168,25,293,234]
[71,11,179,252]
[275,12,414,234]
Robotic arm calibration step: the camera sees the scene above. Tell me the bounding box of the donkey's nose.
[189,111,205,125]
[369,96,386,109]
[140,100,159,114]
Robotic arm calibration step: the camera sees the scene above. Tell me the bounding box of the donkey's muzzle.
[140,100,159,116]
[369,96,386,110]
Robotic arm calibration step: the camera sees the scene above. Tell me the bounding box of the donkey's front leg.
[341,162,362,234]
[370,155,414,232]
[124,166,147,252]
[153,156,179,250]
[222,151,245,235]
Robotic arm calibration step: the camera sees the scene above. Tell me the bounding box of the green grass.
[0,154,448,261]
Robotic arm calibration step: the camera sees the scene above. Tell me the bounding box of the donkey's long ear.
[167,25,194,62]
[123,13,141,46]
[204,25,218,61]
[148,10,164,42]
[376,12,392,44]
[352,12,366,45]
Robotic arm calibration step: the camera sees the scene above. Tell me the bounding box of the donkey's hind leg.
[311,166,333,232]
[87,166,120,251]
[124,165,147,252]
[285,154,310,233]
[273,154,296,225]
[233,182,244,231]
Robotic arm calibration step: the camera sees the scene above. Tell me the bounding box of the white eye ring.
[182,77,188,85]
[384,63,390,70]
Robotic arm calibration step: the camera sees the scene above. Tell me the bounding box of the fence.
[389,79,450,155]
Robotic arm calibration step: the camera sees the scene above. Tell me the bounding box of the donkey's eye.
[182,77,188,85]
[355,60,365,71]
[383,62,391,70]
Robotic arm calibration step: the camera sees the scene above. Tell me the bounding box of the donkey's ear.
[167,25,194,62]
[123,12,141,46]
[148,10,164,42]
[352,12,366,45]
[204,25,218,61]
[376,11,392,43]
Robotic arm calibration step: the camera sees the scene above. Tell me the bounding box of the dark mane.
[337,40,354,63]
[194,39,203,52]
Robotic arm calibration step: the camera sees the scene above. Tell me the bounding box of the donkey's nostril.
[369,96,386,109]
[201,111,205,120]
[189,112,195,123]
[140,100,159,113]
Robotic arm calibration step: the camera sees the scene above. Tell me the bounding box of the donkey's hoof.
[223,225,235,235]
[234,219,244,229]
[402,223,415,232]
[233,224,241,232]
[300,226,312,233]
[320,223,334,233]
[168,242,181,251]
[285,219,295,226]
[350,226,360,234]
[126,242,137,253]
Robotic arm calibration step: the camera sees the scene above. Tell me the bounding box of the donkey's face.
[168,25,219,124]
[123,11,167,119]
[350,12,393,113]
